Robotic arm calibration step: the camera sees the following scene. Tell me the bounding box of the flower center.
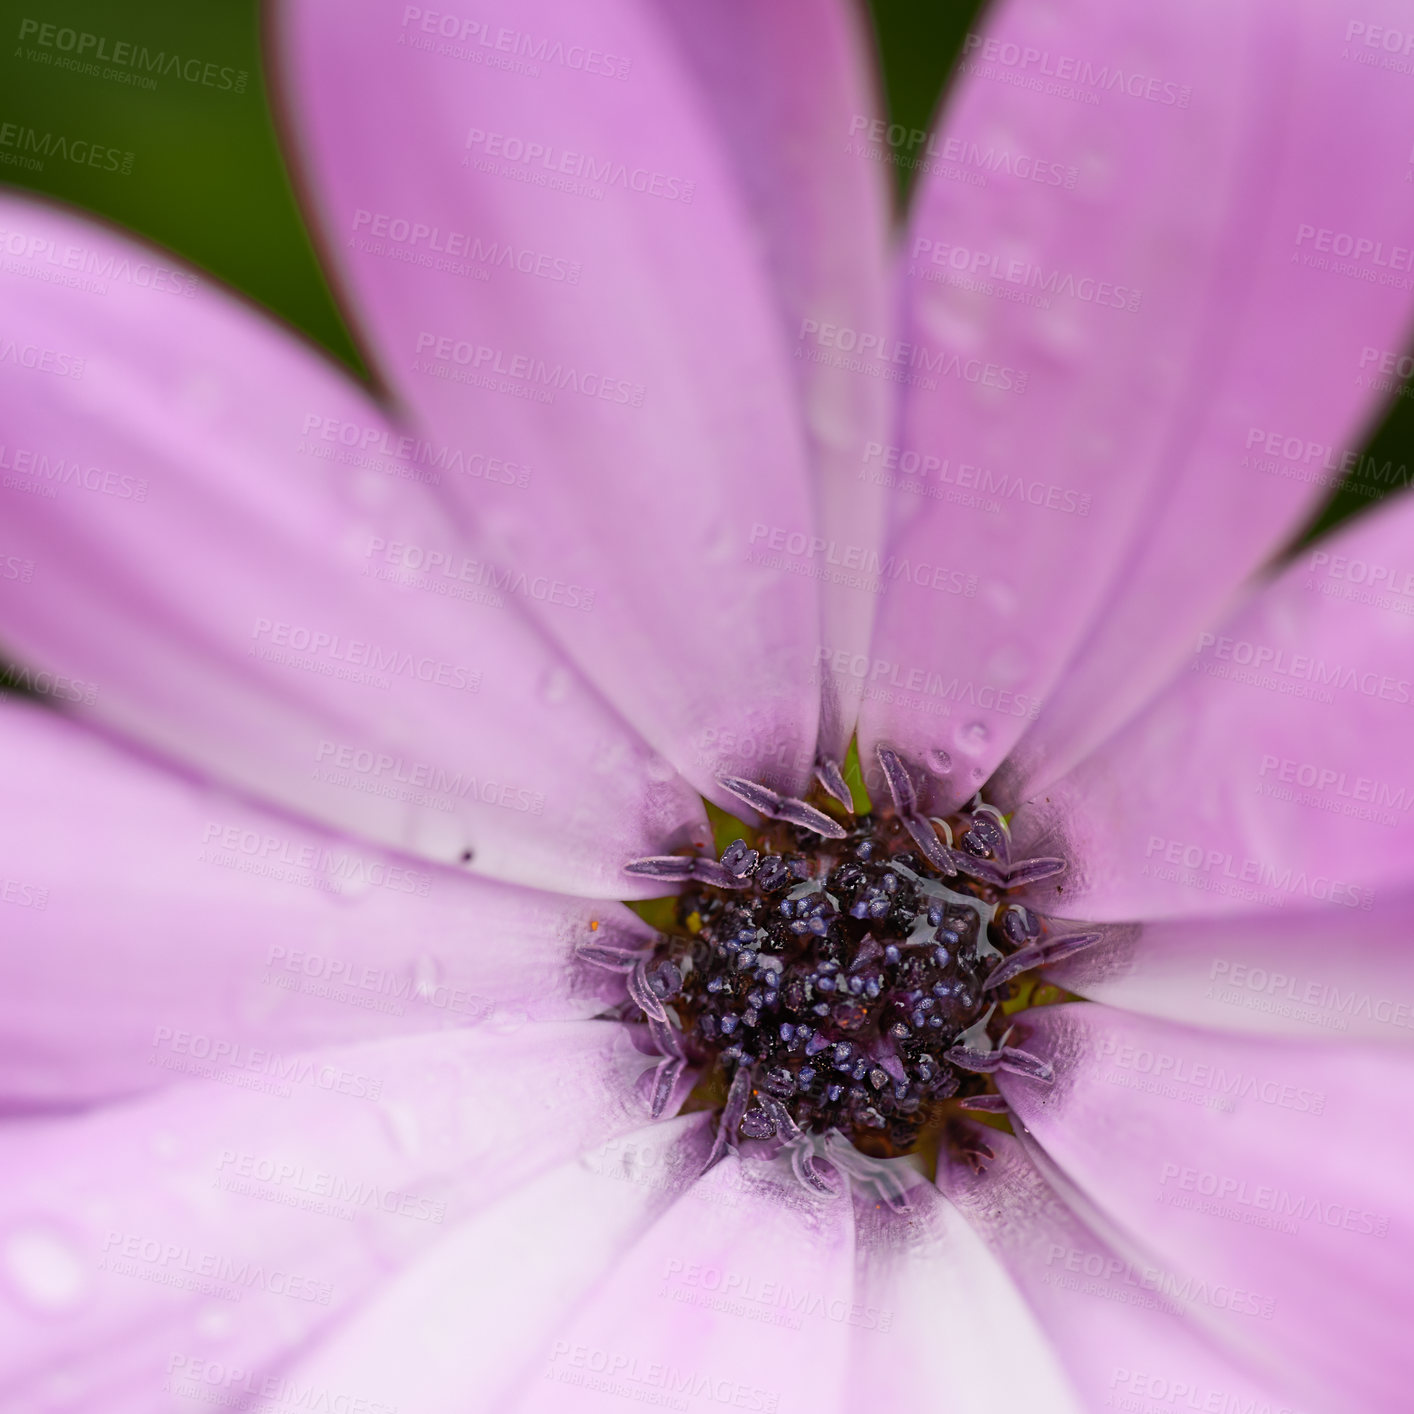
[602,749,1096,1168]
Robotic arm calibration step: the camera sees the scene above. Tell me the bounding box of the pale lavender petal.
[655,0,894,759]
[862,0,1414,811]
[0,194,705,895]
[939,1124,1308,1414]
[1004,0,1414,802]
[234,1114,713,1414]
[506,1154,857,1412]
[1011,493,1414,921]
[1001,1003,1414,1413]
[847,1179,1084,1412]
[276,0,822,802]
[0,1021,649,1406]
[1054,894,1414,1042]
[0,698,651,1105]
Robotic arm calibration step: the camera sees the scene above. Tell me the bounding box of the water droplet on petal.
[540,665,572,706]
[378,1100,423,1158]
[412,954,441,1003]
[645,754,677,784]
[987,644,1029,682]
[925,749,953,776]
[488,1006,528,1035]
[196,1303,235,1341]
[956,722,990,756]
[703,521,734,565]
[2,1225,89,1312]
[983,581,1018,616]
[150,1132,181,1162]
[806,383,852,449]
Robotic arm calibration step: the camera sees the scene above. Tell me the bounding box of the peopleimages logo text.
[16,19,248,91]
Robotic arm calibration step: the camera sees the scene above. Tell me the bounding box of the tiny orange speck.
[589,919,600,931]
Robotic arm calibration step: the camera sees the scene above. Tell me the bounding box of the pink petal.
[1000,0,1414,801]
[275,0,824,800]
[0,1021,649,1406]
[862,0,1414,811]
[1011,493,1414,921]
[654,0,894,760]
[238,1114,713,1414]
[507,1153,858,1411]
[0,193,704,895]
[848,1179,1083,1411]
[0,698,647,1106]
[1053,894,1414,1042]
[938,1124,1306,1414]
[1002,1003,1414,1413]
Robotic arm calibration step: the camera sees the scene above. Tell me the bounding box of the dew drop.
[645,753,677,784]
[983,581,1019,616]
[987,643,1029,682]
[378,1100,423,1159]
[703,521,735,565]
[540,665,572,706]
[925,749,953,776]
[487,1006,529,1036]
[150,1131,181,1162]
[956,721,990,756]
[806,384,853,449]
[2,1225,89,1312]
[195,1302,235,1341]
[412,953,442,1004]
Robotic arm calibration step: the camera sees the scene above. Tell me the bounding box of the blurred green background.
[0,0,1407,548]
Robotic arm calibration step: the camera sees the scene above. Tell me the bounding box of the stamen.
[647,1056,683,1118]
[705,1065,753,1170]
[958,1093,1009,1113]
[982,930,1102,990]
[1004,856,1067,888]
[646,1015,685,1062]
[944,1044,1054,1083]
[624,855,699,881]
[576,941,649,973]
[627,958,669,1025]
[717,776,847,840]
[949,852,1008,888]
[874,746,917,815]
[814,756,854,809]
[901,811,958,876]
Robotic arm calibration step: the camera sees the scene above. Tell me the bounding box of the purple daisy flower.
[1,0,1412,1410]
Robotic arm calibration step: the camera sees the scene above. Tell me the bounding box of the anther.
[875,746,917,815]
[982,930,1102,990]
[948,852,1007,888]
[900,812,958,875]
[705,1066,753,1170]
[717,776,847,839]
[628,959,671,1025]
[958,1093,1009,1113]
[814,756,854,809]
[647,1056,683,1118]
[1004,856,1067,887]
[624,855,698,882]
[576,941,649,973]
[944,1044,1054,1083]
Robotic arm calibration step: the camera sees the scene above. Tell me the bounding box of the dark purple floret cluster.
[644,810,1026,1155]
[605,753,1089,1162]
